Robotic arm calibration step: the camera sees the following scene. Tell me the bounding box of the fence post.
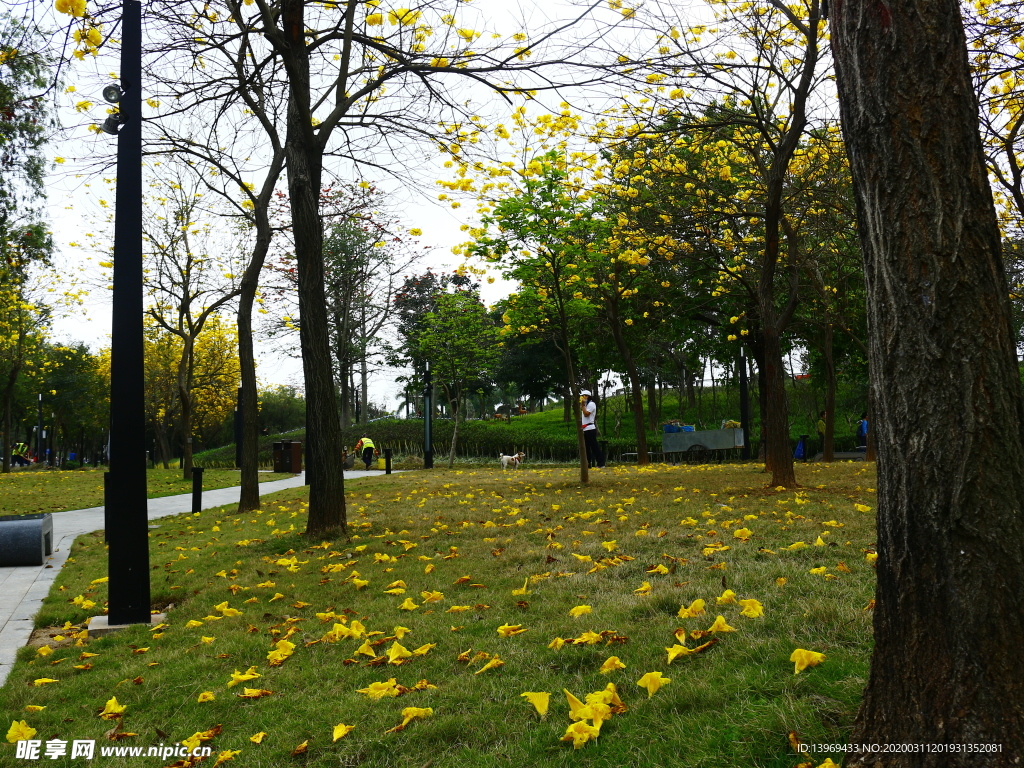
[192,467,204,513]
[384,448,393,475]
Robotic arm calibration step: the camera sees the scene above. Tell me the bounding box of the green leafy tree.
[412,290,501,468]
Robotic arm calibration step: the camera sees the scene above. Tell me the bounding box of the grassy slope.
[0,469,290,517]
[1,463,876,767]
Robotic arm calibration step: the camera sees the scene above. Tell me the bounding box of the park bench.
[0,513,54,566]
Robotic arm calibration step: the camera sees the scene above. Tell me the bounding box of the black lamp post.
[103,0,150,626]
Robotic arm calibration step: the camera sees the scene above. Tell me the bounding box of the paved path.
[0,469,395,685]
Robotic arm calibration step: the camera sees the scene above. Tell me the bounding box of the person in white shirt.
[580,390,605,468]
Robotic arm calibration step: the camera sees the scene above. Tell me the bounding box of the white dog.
[499,452,525,469]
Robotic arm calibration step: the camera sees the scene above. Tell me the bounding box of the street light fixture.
[101,0,151,627]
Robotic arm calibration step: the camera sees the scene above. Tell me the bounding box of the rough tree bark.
[278,0,346,535]
[236,155,284,514]
[831,0,1024,760]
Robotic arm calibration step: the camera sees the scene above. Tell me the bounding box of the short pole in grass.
[384,448,392,474]
[192,467,204,513]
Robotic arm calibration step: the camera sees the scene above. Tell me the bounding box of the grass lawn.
[0,469,294,517]
[1,462,877,767]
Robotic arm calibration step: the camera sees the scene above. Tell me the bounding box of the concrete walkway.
[0,469,395,685]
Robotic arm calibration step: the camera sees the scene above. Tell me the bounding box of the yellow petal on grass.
[386,642,413,664]
[511,579,531,596]
[854,503,872,513]
[790,648,826,674]
[332,723,355,741]
[399,598,419,610]
[357,678,401,699]
[646,563,669,574]
[733,527,753,540]
[636,671,670,698]
[7,720,37,743]
[98,696,127,720]
[384,706,433,734]
[561,720,601,749]
[228,666,261,687]
[707,615,737,633]
[633,581,652,595]
[568,605,592,617]
[197,691,216,702]
[520,691,550,717]
[677,599,705,618]
[412,643,436,656]
[564,689,589,720]
[24,706,46,713]
[547,637,566,650]
[474,655,504,674]
[36,645,53,657]
[599,656,626,674]
[716,589,737,604]
[738,599,764,618]
[249,732,267,744]
[32,679,59,686]
[497,623,528,637]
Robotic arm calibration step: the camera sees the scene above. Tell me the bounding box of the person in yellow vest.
[354,434,377,470]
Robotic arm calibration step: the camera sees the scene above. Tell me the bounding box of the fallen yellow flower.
[357,678,401,699]
[633,581,652,595]
[249,732,267,744]
[568,605,592,618]
[707,615,737,633]
[738,599,764,618]
[475,655,504,674]
[32,679,58,686]
[497,623,528,637]
[599,656,626,674]
[636,671,670,698]
[386,642,412,664]
[561,720,600,749]
[98,697,127,720]
[716,589,737,604]
[520,691,550,717]
[197,692,216,702]
[790,648,826,674]
[7,720,37,743]
[384,706,433,734]
[677,598,706,618]
[332,723,355,742]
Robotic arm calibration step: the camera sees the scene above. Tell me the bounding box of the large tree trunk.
[281,0,346,536]
[832,0,1024,759]
[236,160,281,513]
[760,324,795,485]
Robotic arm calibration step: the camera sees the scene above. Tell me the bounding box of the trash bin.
[377,457,386,470]
[273,441,303,473]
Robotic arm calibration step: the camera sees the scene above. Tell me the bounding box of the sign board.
[662,428,744,453]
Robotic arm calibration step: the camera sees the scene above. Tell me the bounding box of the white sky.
[38,0,707,409]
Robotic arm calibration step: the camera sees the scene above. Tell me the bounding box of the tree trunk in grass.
[280,0,346,536]
[831,0,1024,759]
